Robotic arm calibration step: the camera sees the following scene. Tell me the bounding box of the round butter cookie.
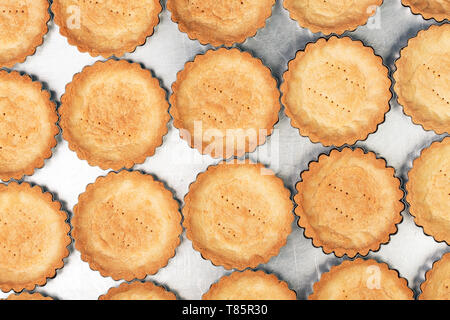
[0,0,49,67]
[407,138,450,244]
[167,0,275,46]
[53,0,161,58]
[281,37,391,147]
[0,71,58,181]
[73,171,182,281]
[59,59,169,170]
[203,270,296,300]
[420,253,450,300]
[395,24,450,134]
[283,0,382,35]
[402,0,450,21]
[309,259,414,300]
[171,48,280,159]
[0,183,70,292]
[99,281,176,300]
[295,148,403,258]
[183,161,293,270]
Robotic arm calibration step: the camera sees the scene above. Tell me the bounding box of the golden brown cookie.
[53,0,161,58]
[402,0,450,21]
[0,0,49,68]
[171,49,280,158]
[183,161,293,270]
[73,170,182,281]
[281,37,391,147]
[203,270,296,300]
[99,282,176,300]
[395,24,450,134]
[420,253,450,300]
[295,148,403,258]
[167,0,275,46]
[0,71,58,182]
[5,292,53,300]
[59,59,169,170]
[0,183,70,292]
[309,259,414,300]
[407,138,450,244]
[283,0,382,35]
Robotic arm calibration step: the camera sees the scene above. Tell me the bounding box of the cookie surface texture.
[183,161,293,270]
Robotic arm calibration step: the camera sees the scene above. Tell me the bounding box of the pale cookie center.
[425,166,450,221]
[188,0,247,21]
[193,76,256,130]
[200,82,252,127]
[0,3,28,40]
[417,61,450,107]
[339,285,392,300]
[92,199,157,255]
[314,167,378,233]
[208,187,269,244]
[79,83,145,146]
[0,207,47,268]
[438,279,450,299]
[306,61,366,124]
[78,0,144,28]
[0,97,38,161]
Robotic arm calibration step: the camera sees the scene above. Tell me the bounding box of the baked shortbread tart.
[395,24,450,134]
[171,49,280,158]
[295,148,403,258]
[59,60,169,170]
[99,282,176,300]
[282,37,390,147]
[0,183,70,292]
[203,270,296,300]
[53,0,161,58]
[281,37,392,146]
[73,171,182,281]
[0,0,49,67]
[5,292,53,300]
[0,71,58,181]
[309,259,414,300]
[283,0,382,35]
[420,253,450,300]
[402,0,450,21]
[183,161,293,270]
[167,0,275,46]
[407,138,450,244]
